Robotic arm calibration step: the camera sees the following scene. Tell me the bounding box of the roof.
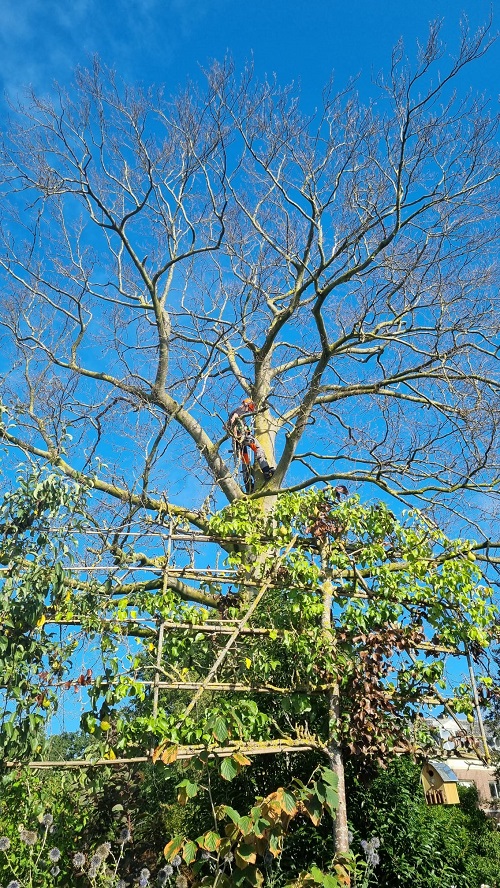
[428,760,459,783]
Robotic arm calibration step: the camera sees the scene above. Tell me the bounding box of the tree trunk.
[321,578,350,861]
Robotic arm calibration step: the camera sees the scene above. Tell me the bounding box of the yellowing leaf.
[245,657,252,669]
[36,614,46,629]
[232,752,252,767]
[235,843,257,869]
[160,745,179,765]
[198,830,221,852]
[100,720,111,731]
[164,836,184,861]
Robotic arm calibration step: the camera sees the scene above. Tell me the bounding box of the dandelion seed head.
[73,851,86,868]
[140,868,151,879]
[49,847,61,862]
[0,837,11,851]
[51,865,61,876]
[42,813,54,827]
[171,856,181,868]
[7,881,21,888]
[119,827,132,843]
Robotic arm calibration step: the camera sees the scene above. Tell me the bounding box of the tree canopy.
[0,19,499,540]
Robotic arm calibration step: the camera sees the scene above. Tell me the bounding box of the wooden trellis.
[2,525,490,769]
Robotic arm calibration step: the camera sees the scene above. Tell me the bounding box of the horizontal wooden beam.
[35,617,460,655]
[5,739,320,770]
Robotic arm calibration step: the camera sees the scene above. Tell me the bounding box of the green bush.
[346,756,500,888]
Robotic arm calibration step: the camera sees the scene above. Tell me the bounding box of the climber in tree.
[228,399,275,493]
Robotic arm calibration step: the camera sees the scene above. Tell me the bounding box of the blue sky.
[0,0,497,112]
[1,0,497,738]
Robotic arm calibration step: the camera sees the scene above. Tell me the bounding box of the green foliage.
[163,765,339,887]
[2,479,496,773]
[0,467,91,762]
[0,762,132,886]
[346,757,500,888]
[2,478,499,887]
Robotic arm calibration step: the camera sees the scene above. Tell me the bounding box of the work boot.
[263,466,275,481]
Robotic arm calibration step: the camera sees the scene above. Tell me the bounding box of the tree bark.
[321,577,350,861]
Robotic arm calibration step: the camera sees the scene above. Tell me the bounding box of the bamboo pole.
[5,739,319,770]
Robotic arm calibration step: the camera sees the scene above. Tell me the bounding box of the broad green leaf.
[282,791,297,815]
[183,841,198,865]
[220,805,242,825]
[323,875,341,888]
[320,768,338,788]
[220,756,239,781]
[303,796,323,826]
[324,786,338,813]
[213,716,229,743]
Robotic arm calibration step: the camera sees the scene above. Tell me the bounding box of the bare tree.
[0,20,499,555]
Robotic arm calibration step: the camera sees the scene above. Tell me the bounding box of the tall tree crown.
[0,21,498,534]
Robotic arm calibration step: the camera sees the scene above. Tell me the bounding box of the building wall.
[445,757,499,812]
